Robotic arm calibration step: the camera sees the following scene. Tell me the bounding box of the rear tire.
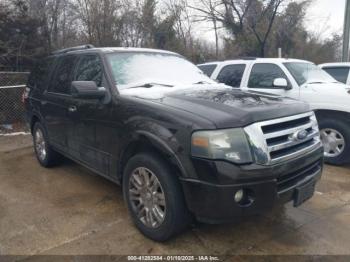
[123,152,191,241]
[33,122,62,167]
[318,117,350,165]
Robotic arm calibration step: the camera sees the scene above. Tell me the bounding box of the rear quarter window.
[197,64,217,77]
[27,57,55,90]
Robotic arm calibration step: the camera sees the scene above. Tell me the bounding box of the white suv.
[198,58,350,165]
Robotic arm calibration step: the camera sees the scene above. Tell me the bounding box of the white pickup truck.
[198,58,350,165]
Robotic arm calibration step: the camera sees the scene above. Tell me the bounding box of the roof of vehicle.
[52,45,178,56]
[198,58,312,66]
[319,62,350,68]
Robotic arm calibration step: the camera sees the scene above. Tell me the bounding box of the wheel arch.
[315,109,350,165]
[30,114,41,134]
[314,109,350,123]
[118,131,187,184]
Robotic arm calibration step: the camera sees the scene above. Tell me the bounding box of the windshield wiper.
[126,82,174,89]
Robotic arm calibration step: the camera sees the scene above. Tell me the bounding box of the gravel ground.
[0,134,350,259]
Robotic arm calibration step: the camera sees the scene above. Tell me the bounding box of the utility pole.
[278,48,282,58]
[343,0,350,61]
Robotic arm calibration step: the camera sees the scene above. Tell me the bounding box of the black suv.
[24,45,324,241]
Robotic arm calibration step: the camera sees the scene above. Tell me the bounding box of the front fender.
[134,130,187,177]
[117,119,193,181]
[309,103,350,114]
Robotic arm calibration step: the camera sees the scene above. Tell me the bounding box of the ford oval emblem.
[295,130,308,141]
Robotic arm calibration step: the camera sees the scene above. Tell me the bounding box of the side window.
[217,64,246,87]
[27,57,55,90]
[50,56,76,94]
[74,55,103,87]
[323,67,349,84]
[248,63,290,89]
[198,64,217,77]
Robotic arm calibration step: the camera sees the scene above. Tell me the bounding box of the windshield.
[284,62,337,85]
[106,52,214,90]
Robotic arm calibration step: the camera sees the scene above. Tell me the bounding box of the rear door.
[41,55,77,151]
[215,64,246,88]
[25,57,55,121]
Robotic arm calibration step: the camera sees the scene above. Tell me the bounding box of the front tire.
[123,152,190,241]
[33,122,61,167]
[318,118,350,165]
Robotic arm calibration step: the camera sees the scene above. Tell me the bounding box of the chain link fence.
[0,72,29,134]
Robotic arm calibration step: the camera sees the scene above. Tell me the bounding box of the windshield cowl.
[305,80,338,85]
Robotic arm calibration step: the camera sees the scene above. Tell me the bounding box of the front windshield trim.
[106,50,185,58]
[103,48,179,56]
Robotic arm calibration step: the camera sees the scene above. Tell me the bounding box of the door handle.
[68,105,77,113]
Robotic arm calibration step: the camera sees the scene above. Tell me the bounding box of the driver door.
[67,54,112,175]
[243,63,299,99]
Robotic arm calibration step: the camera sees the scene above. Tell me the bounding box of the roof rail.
[52,44,95,55]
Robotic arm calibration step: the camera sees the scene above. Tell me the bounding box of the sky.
[305,0,345,38]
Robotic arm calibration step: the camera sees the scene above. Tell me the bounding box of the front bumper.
[181,146,323,223]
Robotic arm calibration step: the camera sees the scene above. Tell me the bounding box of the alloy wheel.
[320,128,345,158]
[35,128,47,161]
[128,167,166,228]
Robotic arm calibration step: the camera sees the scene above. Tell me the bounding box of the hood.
[301,82,350,111]
[120,84,310,128]
[305,82,349,93]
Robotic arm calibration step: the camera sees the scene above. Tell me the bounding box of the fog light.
[234,189,244,203]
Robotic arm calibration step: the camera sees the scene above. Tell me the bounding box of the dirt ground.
[1,134,350,258]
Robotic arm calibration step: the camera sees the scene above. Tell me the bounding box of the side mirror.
[71,81,106,99]
[273,78,290,89]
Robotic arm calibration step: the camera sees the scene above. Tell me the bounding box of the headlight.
[191,128,253,164]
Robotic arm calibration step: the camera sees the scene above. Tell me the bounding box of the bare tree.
[0,0,342,70]
[163,0,194,54]
[190,0,288,57]
[74,0,122,46]
[189,0,223,58]
[244,0,285,57]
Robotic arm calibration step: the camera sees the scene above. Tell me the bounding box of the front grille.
[261,116,310,134]
[277,160,321,193]
[244,112,322,165]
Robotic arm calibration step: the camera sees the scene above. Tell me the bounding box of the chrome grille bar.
[268,129,319,152]
[263,122,313,139]
[244,112,322,165]
[270,140,321,164]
